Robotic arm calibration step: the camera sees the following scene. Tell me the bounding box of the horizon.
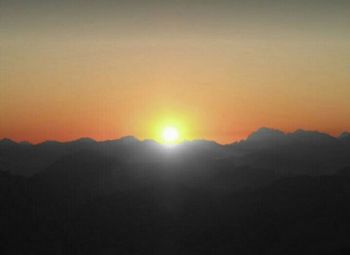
[1,126,349,145]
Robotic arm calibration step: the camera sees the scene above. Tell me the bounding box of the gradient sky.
[1,0,350,143]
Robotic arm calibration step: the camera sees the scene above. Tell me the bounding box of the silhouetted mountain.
[288,129,339,146]
[2,128,350,254]
[246,127,286,142]
[226,128,350,175]
[2,128,350,177]
[0,138,17,146]
[339,132,350,141]
[118,135,140,144]
[0,138,100,176]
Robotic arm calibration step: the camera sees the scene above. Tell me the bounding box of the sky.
[1,0,350,143]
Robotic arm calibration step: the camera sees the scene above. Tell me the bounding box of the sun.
[162,126,180,144]
[149,114,191,144]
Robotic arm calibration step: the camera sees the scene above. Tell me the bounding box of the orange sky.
[1,0,350,144]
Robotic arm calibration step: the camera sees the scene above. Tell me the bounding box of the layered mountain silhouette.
[2,127,349,177]
[1,128,350,254]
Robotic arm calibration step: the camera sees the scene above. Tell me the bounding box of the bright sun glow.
[162,126,180,144]
[149,114,192,144]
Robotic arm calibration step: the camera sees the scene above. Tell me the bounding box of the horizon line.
[1,127,349,146]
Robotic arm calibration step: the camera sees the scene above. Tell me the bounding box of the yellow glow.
[144,112,194,144]
[162,126,179,144]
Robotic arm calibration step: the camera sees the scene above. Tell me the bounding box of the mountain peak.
[247,127,285,142]
[0,138,17,145]
[290,129,336,140]
[119,136,140,144]
[293,129,320,135]
[339,132,350,140]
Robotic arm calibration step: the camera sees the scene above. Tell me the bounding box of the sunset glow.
[162,126,180,144]
[1,0,350,144]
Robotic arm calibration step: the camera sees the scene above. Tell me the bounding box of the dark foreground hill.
[2,170,350,255]
[1,128,350,254]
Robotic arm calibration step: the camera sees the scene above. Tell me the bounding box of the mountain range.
[1,127,350,177]
[1,127,350,254]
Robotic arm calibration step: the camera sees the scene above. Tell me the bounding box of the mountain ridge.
[1,127,349,146]
[1,127,350,176]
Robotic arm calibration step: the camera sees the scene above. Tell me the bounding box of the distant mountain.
[0,138,17,146]
[246,127,286,142]
[226,128,350,175]
[2,128,350,254]
[242,128,338,147]
[1,128,350,177]
[288,129,338,145]
[0,137,101,176]
[339,132,350,141]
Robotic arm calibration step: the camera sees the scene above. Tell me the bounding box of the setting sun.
[148,113,193,144]
[162,126,180,144]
